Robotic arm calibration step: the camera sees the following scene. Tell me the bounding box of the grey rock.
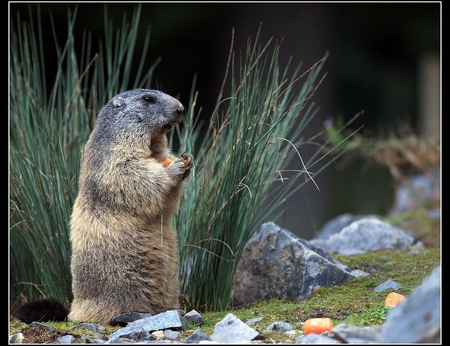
[163,329,180,340]
[91,339,106,343]
[295,332,340,344]
[350,269,369,277]
[380,265,441,343]
[266,321,293,331]
[232,222,355,306]
[106,337,134,344]
[373,279,402,292]
[9,333,24,344]
[183,329,212,343]
[245,317,263,326]
[210,313,259,343]
[112,312,153,325]
[310,218,416,255]
[107,325,151,342]
[331,323,381,343]
[126,309,186,332]
[295,326,381,344]
[315,213,382,240]
[29,321,56,332]
[69,322,105,332]
[184,309,204,326]
[58,334,76,343]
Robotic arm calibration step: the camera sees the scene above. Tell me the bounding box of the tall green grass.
[9,4,157,308]
[10,4,351,312]
[173,30,351,311]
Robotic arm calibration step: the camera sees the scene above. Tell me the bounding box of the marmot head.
[92,89,184,148]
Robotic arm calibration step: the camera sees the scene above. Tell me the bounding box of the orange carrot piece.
[180,154,189,164]
[163,158,173,166]
[303,317,333,335]
[385,292,406,307]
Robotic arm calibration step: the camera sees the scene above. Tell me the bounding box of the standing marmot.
[13,89,193,325]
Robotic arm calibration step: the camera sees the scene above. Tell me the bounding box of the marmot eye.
[143,95,157,103]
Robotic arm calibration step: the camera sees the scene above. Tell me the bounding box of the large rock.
[379,265,441,343]
[309,218,416,255]
[232,222,355,306]
[294,265,441,344]
[108,309,186,342]
[126,309,186,331]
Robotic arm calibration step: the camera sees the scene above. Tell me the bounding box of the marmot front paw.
[166,152,193,181]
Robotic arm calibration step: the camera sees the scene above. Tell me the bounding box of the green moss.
[198,247,440,337]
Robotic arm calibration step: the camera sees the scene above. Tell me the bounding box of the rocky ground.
[9,260,441,343]
[9,213,440,344]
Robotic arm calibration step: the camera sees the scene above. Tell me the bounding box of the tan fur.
[68,89,192,325]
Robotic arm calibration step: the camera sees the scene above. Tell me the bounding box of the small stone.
[69,322,105,332]
[107,325,151,341]
[184,309,204,326]
[210,313,259,343]
[245,317,263,326]
[373,279,402,292]
[151,330,164,340]
[284,330,299,338]
[91,339,106,343]
[9,333,24,343]
[58,335,76,343]
[112,312,153,325]
[351,269,370,277]
[163,329,180,340]
[184,329,212,343]
[266,321,293,331]
[29,322,56,332]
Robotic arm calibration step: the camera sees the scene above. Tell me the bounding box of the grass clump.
[173,29,351,311]
[10,4,157,308]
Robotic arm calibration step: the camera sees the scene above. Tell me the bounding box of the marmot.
[13,89,193,325]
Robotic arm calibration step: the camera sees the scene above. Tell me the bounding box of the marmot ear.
[112,98,124,109]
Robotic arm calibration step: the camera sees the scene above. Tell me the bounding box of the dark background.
[9,2,441,239]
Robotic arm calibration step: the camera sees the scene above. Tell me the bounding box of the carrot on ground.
[303,317,333,335]
[385,292,406,307]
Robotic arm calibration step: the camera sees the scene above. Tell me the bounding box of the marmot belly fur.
[13,89,193,325]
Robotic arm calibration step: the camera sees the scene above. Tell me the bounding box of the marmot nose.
[176,103,184,116]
